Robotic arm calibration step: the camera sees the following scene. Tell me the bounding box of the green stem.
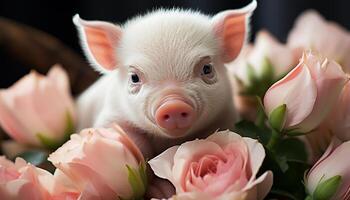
[255,106,266,128]
[254,96,267,128]
[266,129,281,151]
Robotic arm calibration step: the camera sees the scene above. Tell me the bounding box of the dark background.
[0,0,349,90]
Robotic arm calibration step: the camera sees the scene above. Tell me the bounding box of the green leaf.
[269,104,287,132]
[238,57,278,97]
[275,154,289,173]
[313,175,342,200]
[235,120,271,145]
[235,120,258,139]
[261,57,275,82]
[286,130,307,136]
[255,96,266,113]
[266,128,282,152]
[36,111,75,150]
[138,162,148,188]
[17,150,48,166]
[36,133,61,150]
[254,96,267,128]
[276,138,308,162]
[126,164,146,199]
[247,63,258,86]
[262,150,310,199]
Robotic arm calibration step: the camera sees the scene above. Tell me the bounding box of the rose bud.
[156,191,247,200]
[0,65,76,149]
[149,130,273,200]
[0,156,80,200]
[301,82,350,163]
[302,81,350,161]
[287,10,350,73]
[305,138,350,199]
[264,51,348,134]
[48,125,147,200]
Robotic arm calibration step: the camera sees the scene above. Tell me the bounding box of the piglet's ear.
[212,0,257,63]
[73,14,122,73]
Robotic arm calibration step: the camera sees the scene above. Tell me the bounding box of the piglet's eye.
[131,73,140,83]
[128,67,143,94]
[199,63,216,84]
[201,64,213,75]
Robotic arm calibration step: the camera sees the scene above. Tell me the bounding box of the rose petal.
[242,137,265,182]
[149,145,179,184]
[173,140,227,192]
[0,91,35,145]
[264,62,317,127]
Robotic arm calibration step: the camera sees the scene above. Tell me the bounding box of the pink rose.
[162,191,247,200]
[0,65,76,148]
[302,81,350,162]
[305,138,350,199]
[0,156,80,200]
[301,82,350,163]
[326,81,350,141]
[48,125,147,200]
[264,51,348,133]
[148,130,273,200]
[287,10,350,73]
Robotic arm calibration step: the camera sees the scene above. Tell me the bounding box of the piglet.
[73,1,257,159]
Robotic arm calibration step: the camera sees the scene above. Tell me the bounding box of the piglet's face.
[73,1,256,138]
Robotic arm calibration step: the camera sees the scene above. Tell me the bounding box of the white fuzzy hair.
[75,1,256,155]
[118,8,220,80]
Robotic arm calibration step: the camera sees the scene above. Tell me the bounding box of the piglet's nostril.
[163,114,170,121]
[181,112,188,118]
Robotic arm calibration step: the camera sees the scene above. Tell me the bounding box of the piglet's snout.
[155,98,195,132]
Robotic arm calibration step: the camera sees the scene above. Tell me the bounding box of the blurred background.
[0,0,349,92]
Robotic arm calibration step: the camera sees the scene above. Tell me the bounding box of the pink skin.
[155,96,196,137]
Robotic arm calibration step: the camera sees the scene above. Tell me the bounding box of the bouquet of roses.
[0,7,350,200]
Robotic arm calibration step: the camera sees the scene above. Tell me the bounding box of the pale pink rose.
[325,81,350,141]
[48,125,147,200]
[0,156,80,200]
[288,10,350,73]
[264,51,348,133]
[51,170,94,200]
[305,138,350,199]
[230,30,297,86]
[156,191,247,200]
[148,130,273,200]
[301,82,350,164]
[302,81,350,162]
[0,65,76,148]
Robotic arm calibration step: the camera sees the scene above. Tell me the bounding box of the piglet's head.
[73,1,256,138]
